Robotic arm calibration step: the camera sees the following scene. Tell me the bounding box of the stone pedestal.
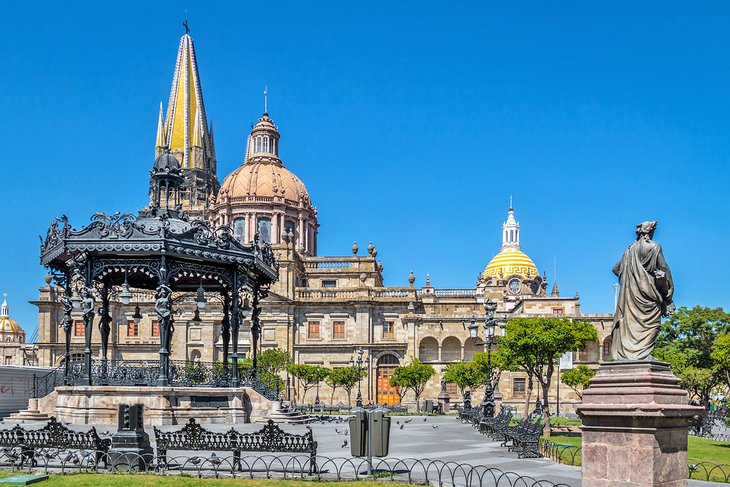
[437,390,450,414]
[109,404,153,471]
[577,361,702,487]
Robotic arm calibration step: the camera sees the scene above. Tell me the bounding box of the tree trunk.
[542,382,551,437]
[524,374,533,417]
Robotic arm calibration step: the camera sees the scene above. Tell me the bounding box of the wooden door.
[376,366,399,406]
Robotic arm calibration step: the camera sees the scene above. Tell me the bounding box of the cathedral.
[32,30,613,413]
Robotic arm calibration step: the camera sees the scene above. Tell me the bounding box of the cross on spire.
[183,19,190,35]
[264,86,268,115]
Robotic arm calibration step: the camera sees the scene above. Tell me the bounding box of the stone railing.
[304,260,356,270]
[295,287,416,302]
[427,289,478,297]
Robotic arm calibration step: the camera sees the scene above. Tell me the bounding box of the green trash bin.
[369,409,391,457]
[348,409,367,457]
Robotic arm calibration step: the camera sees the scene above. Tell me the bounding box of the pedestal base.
[32,386,274,426]
[577,360,702,487]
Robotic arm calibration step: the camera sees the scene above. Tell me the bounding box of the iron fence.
[33,360,279,401]
[0,450,576,487]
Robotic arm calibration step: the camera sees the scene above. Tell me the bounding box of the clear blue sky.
[1,1,728,338]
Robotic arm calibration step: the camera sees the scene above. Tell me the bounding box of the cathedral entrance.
[376,354,400,406]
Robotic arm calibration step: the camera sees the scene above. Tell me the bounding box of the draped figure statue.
[611,221,675,361]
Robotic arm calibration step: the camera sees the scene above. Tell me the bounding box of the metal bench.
[505,417,544,458]
[0,417,110,467]
[479,407,513,435]
[154,418,317,472]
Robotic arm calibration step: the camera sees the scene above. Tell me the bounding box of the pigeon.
[210,452,222,466]
[189,456,201,465]
[396,420,400,425]
[432,425,439,429]
[341,440,348,448]
[423,417,427,422]
[399,424,404,430]
[404,419,412,423]
[335,428,343,434]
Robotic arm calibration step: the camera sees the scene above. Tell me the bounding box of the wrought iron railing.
[34,360,279,401]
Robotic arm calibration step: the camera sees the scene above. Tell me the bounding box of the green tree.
[390,358,435,406]
[257,348,290,393]
[286,364,330,404]
[560,364,596,399]
[443,361,487,396]
[654,306,730,406]
[499,317,597,436]
[711,332,730,397]
[327,366,367,406]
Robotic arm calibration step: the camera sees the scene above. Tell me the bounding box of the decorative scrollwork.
[90,212,137,239]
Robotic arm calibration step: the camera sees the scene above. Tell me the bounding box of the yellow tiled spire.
[153,28,219,218]
[163,32,211,169]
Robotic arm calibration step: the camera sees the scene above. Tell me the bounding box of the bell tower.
[154,26,219,219]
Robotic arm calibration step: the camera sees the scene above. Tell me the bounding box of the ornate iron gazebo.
[40,153,277,389]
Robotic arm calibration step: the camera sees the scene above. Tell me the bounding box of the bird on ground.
[432,425,439,429]
[335,428,343,434]
[423,417,427,422]
[341,440,348,448]
[189,457,201,465]
[210,452,222,466]
[399,424,404,430]
[396,420,400,425]
[404,418,412,423]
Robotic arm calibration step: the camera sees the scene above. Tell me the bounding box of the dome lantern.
[483,203,539,282]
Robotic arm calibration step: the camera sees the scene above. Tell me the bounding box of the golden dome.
[0,295,25,343]
[483,248,539,280]
[217,161,312,207]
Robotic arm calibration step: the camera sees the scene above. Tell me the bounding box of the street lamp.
[354,347,365,408]
[468,298,498,417]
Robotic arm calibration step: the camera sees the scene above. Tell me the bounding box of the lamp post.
[468,299,498,417]
[354,347,365,408]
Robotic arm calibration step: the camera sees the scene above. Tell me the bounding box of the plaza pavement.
[0,414,719,486]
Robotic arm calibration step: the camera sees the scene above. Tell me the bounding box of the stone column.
[577,361,702,487]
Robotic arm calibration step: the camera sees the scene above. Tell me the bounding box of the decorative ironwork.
[0,417,110,467]
[39,154,278,388]
[154,419,317,472]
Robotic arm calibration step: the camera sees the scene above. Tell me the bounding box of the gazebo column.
[98,282,111,386]
[80,285,95,386]
[230,284,241,388]
[221,293,231,379]
[60,273,73,385]
[251,284,261,374]
[155,281,173,387]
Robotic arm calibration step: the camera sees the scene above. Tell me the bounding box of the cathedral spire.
[502,203,520,250]
[155,102,167,150]
[155,28,220,217]
[1,294,8,318]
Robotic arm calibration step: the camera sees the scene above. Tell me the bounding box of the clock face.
[508,279,521,295]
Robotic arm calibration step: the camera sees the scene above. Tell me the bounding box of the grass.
[544,434,730,482]
[0,475,398,487]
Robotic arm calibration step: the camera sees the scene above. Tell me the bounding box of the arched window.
[257,217,271,243]
[419,337,439,362]
[377,354,399,366]
[263,136,270,153]
[233,218,246,243]
[441,337,462,362]
[255,137,262,152]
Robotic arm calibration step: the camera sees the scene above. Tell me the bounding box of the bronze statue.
[611,221,675,361]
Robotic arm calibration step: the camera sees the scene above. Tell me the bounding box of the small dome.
[0,295,25,343]
[153,152,181,171]
[218,161,312,206]
[483,248,539,280]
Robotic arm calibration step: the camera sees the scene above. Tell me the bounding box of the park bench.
[153,418,317,472]
[0,417,110,467]
[505,417,544,458]
[479,407,513,435]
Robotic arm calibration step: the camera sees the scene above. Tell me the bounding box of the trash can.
[369,409,391,457]
[348,409,367,457]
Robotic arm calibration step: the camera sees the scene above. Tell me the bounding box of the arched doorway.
[376,354,400,406]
